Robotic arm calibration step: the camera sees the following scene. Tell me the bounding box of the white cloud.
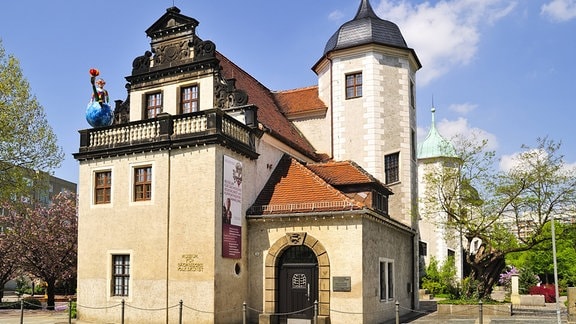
[541,0,576,22]
[449,103,478,114]
[329,10,344,21]
[499,148,576,173]
[437,117,499,150]
[499,152,519,172]
[375,0,517,85]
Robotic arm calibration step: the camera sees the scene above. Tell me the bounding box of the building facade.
[74,1,421,323]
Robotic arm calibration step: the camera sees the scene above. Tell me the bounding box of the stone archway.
[264,232,330,319]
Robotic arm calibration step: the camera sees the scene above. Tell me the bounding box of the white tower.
[313,0,421,227]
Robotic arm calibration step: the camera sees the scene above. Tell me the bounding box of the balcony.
[74,107,259,161]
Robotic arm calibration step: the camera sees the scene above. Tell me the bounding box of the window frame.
[111,254,130,297]
[145,92,163,119]
[345,72,363,99]
[133,165,152,202]
[94,170,112,204]
[379,258,395,301]
[180,84,200,114]
[384,152,400,184]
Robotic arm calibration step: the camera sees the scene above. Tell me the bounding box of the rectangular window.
[146,92,163,118]
[384,152,400,184]
[372,191,389,215]
[95,171,111,204]
[345,72,362,99]
[380,259,395,301]
[448,249,456,264]
[112,255,130,297]
[419,241,428,257]
[410,80,415,108]
[181,85,199,114]
[411,129,416,161]
[134,166,152,201]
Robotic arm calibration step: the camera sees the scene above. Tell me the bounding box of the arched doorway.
[277,245,318,322]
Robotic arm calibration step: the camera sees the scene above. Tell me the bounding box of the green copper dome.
[417,108,457,159]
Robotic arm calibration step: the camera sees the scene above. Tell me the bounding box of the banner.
[222,155,242,258]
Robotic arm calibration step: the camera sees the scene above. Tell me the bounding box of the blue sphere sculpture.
[86,101,113,127]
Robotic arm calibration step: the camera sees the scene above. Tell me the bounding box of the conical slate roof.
[417,108,457,159]
[324,0,408,55]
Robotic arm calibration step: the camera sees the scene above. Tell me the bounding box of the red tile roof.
[216,52,320,161]
[248,155,366,215]
[272,86,327,118]
[306,161,375,186]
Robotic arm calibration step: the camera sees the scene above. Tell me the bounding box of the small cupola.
[417,107,457,160]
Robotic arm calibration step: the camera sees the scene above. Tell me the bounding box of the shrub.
[529,285,556,303]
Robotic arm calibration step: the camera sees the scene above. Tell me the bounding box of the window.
[95,171,111,204]
[181,85,199,113]
[384,152,400,184]
[410,80,415,108]
[146,92,162,118]
[447,249,456,264]
[372,191,389,215]
[134,166,152,201]
[411,129,416,161]
[345,72,362,99]
[112,255,130,296]
[380,259,395,301]
[419,241,428,257]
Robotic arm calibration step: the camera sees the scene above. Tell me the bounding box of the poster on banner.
[222,155,243,258]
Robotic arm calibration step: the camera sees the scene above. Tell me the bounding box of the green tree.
[508,222,576,288]
[422,136,576,299]
[0,39,63,201]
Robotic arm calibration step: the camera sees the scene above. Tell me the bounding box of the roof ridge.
[272,85,319,94]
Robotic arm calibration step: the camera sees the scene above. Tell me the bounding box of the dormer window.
[345,72,362,99]
[180,85,199,114]
[372,190,389,215]
[146,92,163,118]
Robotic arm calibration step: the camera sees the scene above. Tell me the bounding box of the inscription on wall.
[178,254,204,272]
[333,276,351,292]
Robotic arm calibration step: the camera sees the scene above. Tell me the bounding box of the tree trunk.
[46,279,56,310]
[466,250,506,299]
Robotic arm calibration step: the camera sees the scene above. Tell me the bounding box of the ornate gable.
[145,7,199,68]
[145,7,199,40]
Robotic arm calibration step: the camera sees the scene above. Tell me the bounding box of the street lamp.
[550,214,561,324]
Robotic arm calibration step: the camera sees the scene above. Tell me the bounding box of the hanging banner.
[222,155,242,258]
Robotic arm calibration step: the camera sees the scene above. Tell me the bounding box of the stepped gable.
[272,86,327,118]
[248,155,364,215]
[216,52,319,161]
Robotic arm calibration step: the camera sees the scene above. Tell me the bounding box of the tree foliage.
[0,39,63,201]
[422,136,576,299]
[508,221,576,288]
[1,192,77,309]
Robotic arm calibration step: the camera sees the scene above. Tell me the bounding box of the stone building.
[73,1,421,323]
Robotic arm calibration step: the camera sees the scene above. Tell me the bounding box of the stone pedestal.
[510,274,520,305]
[568,287,576,323]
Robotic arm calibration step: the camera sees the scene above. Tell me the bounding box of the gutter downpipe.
[329,54,334,160]
[166,148,172,323]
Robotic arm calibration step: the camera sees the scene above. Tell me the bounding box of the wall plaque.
[177,254,204,272]
[333,276,351,292]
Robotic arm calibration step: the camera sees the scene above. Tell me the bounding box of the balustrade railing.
[77,108,256,156]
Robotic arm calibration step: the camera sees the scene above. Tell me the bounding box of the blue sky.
[1,0,576,183]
